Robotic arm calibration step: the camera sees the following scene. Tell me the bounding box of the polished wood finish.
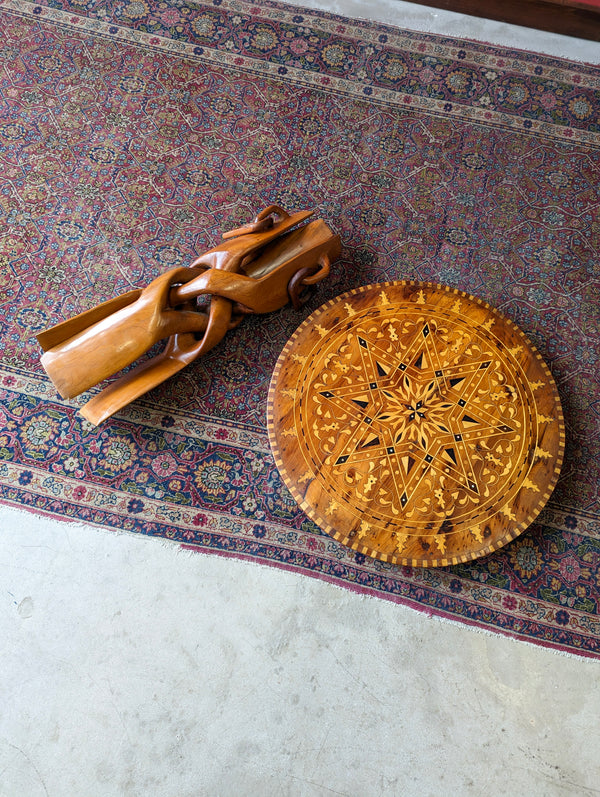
[80,221,338,426]
[37,206,341,425]
[268,281,565,567]
[411,0,600,41]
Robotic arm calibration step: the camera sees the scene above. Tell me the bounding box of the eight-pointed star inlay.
[269,281,564,567]
[318,323,517,511]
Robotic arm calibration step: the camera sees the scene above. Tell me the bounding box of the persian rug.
[1,0,599,658]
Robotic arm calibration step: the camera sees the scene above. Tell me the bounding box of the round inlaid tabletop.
[267,281,565,567]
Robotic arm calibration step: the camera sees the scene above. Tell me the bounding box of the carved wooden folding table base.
[37,206,341,425]
[267,281,565,567]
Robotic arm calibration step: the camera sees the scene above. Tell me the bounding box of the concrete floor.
[2,3,600,796]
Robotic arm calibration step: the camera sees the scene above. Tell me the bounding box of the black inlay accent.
[458,398,466,407]
[376,362,386,377]
[320,391,334,398]
[360,437,381,449]
[425,454,433,463]
[387,446,395,454]
[454,434,463,441]
[336,455,349,465]
[480,361,491,369]
[369,382,377,390]
[414,352,424,369]
[399,363,407,371]
[445,448,457,464]
[435,369,443,377]
[423,325,430,337]
[358,337,368,348]
[462,414,478,424]
[450,377,464,387]
[352,399,369,409]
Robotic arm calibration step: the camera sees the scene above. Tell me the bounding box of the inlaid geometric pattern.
[268,282,565,566]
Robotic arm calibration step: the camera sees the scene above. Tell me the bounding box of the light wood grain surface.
[268,281,565,567]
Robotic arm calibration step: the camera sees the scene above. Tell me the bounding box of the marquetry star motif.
[317,324,517,511]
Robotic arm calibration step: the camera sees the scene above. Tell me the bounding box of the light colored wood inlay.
[267,281,565,567]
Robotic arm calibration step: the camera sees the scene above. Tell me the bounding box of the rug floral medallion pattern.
[0,0,599,657]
